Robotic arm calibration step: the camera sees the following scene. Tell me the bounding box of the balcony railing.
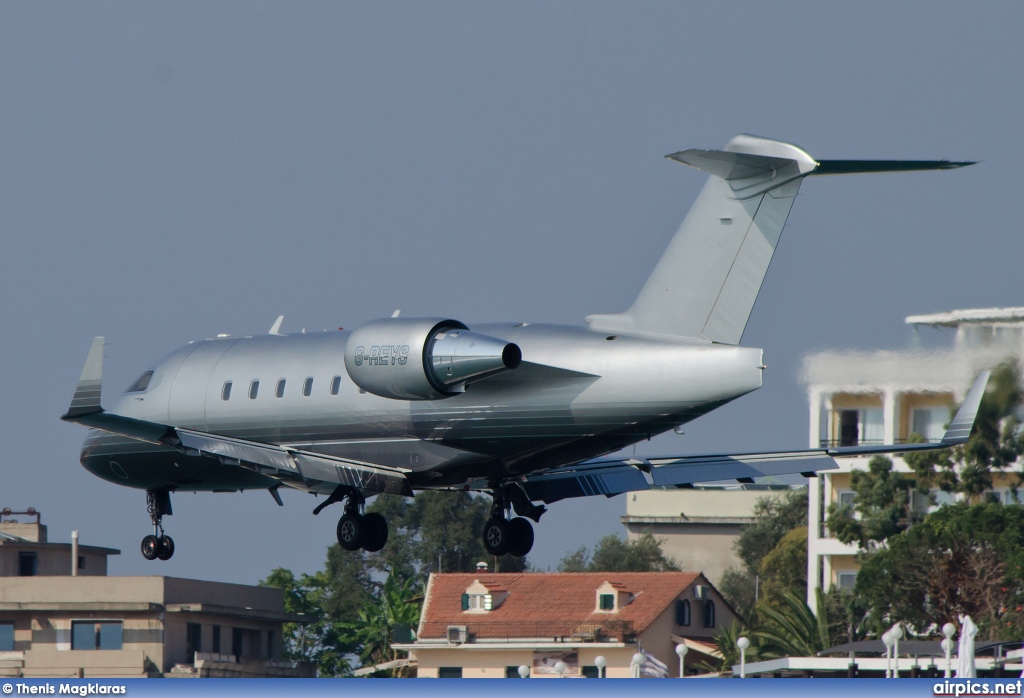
[418,620,637,644]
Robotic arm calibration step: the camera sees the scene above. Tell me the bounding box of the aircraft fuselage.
[80,322,763,493]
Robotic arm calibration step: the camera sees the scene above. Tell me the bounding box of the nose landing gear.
[141,489,174,561]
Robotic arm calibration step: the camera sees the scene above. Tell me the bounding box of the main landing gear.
[482,488,534,557]
[141,489,175,561]
[313,486,389,553]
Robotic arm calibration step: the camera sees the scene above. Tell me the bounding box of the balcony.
[417,620,638,644]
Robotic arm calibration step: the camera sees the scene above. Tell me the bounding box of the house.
[0,508,312,678]
[394,571,737,678]
[802,307,1024,613]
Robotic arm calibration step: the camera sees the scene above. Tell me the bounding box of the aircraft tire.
[157,535,175,560]
[141,535,159,561]
[362,513,388,552]
[337,512,365,551]
[483,517,512,556]
[507,517,534,557]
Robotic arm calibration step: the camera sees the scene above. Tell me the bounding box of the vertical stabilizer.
[587,135,816,344]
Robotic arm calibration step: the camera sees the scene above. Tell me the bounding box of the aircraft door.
[167,340,238,430]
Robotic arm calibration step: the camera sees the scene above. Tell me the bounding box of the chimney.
[475,561,488,573]
[71,531,79,577]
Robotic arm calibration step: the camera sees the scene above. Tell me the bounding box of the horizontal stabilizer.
[812,160,976,175]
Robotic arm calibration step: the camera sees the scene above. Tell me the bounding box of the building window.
[331,375,342,396]
[77,556,85,571]
[267,630,275,659]
[125,371,154,393]
[232,627,243,660]
[276,379,286,398]
[836,408,884,446]
[581,665,600,678]
[506,665,527,678]
[438,667,463,678]
[461,593,489,611]
[675,599,691,626]
[221,381,232,401]
[911,406,951,442]
[703,599,716,628]
[249,380,260,399]
[837,489,856,508]
[303,377,313,397]
[599,593,615,611]
[837,572,858,592]
[0,623,13,652]
[186,622,202,658]
[18,552,36,577]
[212,625,221,654]
[71,621,122,650]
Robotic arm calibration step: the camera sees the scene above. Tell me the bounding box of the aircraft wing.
[61,338,413,497]
[521,371,989,504]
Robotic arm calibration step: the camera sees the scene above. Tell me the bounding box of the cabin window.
[221,381,232,401]
[303,377,313,397]
[249,380,260,399]
[331,375,342,396]
[125,370,154,393]
[675,599,691,626]
[276,379,286,398]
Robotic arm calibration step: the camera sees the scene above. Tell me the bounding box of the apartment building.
[802,307,1024,613]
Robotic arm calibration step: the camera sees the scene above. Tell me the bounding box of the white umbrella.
[956,615,978,679]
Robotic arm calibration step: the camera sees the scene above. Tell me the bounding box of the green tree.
[825,455,918,549]
[757,527,807,602]
[556,532,680,572]
[855,502,1024,639]
[719,489,807,620]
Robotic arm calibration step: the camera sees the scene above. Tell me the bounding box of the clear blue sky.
[1,2,1020,582]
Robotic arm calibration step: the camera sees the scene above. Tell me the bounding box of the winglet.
[62,337,105,420]
[269,315,285,336]
[940,370,990,445]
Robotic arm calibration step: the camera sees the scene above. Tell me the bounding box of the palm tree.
[335,574,422,677]
[753,589,833,658]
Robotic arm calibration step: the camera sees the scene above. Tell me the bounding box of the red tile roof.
[419,572,702,641]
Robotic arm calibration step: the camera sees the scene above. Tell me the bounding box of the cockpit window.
[125,371,154,393]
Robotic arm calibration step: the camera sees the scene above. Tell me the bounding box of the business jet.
[62,135,982,561]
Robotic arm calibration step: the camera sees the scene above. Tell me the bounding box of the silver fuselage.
[80,323,763,492]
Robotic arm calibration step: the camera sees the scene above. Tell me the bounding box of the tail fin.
[586,135,973,344]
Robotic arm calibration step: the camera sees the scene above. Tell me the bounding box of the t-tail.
[586,134,974,344]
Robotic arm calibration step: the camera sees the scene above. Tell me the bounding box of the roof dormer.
[461,579,508,613]
[595,581,634,613]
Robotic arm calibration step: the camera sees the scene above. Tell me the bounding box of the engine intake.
[344,318,521,400]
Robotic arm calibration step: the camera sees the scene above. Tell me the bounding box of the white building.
[803,307,1024,613]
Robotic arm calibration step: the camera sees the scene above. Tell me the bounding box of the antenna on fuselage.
[269,315,285,336]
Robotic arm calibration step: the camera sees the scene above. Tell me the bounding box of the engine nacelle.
[344,318,522,400]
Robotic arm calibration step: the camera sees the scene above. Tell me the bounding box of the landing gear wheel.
[141,535,159,561]
[508,517,534,557]
[362,513,389,552]
[483,517,512,556]
[337,512,366,551]
[157,535,175,560]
